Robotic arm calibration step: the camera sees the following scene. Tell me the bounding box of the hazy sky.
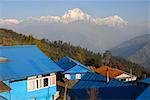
[0,0,149,24]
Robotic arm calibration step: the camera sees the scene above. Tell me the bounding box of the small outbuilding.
[56,57,91,80]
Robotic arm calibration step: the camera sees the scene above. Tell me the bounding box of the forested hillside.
[0,28,147,78]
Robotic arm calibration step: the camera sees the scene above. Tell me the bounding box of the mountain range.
[0,8,127,27]
[0,8,149,52]
[111,34,150,68]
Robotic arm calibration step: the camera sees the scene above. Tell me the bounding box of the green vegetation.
[0,28,146,78]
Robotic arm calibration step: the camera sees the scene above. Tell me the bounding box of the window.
[36,80,39,88]
[27,74,56,91]
[44,78,48,87]
[76,74,81,79]
[120,78,126,81]
[65,74,70,80]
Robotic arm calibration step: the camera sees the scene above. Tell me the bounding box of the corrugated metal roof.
[70,72,143,99]
[139,78,150,84]
[70,86,142,100]
[96,66,124,78]
[64,65,90,74]
[137,86,150,100]
[56,56,91,73]
[72,72,132,89]
[0,45,63,81]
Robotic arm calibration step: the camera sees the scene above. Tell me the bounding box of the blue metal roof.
[139,78,150,84]
[56,56,91,73]
[63,65,90,74]
[137,86,150,100]
[0,45,63,81]
[70,72,142,99]
[69,86,142,100]
[69,72,142,100]
[72,72,132,89]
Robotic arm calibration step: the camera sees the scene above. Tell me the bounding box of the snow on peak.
[61,8,92,23]
[0,8,128,27]
[95,15,127,26]
[0,19,20,25]
[63,8,89,19]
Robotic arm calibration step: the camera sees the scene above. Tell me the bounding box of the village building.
[56,57,91,80]
[96,66,137,82]
[0,45,63,100]
[69,72,143,100]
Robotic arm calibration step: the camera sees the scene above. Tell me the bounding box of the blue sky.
[0,0,149,24]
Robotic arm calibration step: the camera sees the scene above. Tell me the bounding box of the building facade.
[0,45,63,100]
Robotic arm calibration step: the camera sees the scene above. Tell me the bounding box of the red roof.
[96,66,123,78]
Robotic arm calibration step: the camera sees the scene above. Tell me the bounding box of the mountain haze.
[0,28,147,77]
[111,34,150,68]
[0,8,149,52]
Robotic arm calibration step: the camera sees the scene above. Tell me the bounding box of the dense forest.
[0,28,147,78]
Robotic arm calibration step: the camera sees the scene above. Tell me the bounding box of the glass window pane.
[44,78,48,87]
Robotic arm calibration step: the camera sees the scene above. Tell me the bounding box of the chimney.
[106,68,109,83]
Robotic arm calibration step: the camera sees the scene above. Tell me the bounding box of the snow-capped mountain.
[1,8,147,52]
[0,8,127,27]
[0,19,20,25]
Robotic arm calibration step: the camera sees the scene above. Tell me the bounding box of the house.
[136,78,150,100]
[0,45,63,100]
[56,57,91,80]
[96,65,137,82]
[69,72,143,100]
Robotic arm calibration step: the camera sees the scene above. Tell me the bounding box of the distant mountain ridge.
[0,8,149,52]
[111,34,150,68]
[0,8,127,27]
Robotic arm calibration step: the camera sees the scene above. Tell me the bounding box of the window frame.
[27,73,56,92]
[75,74,81,79]
[65,74,70,80]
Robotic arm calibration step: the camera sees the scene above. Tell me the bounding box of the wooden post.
[106,68,109,83]
[64,84,68,100]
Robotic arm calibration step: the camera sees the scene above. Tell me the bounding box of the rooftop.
[69,72,142,99]
[0,45,63,81]
[96,66,124,78]
[139,78,150,84]
[72,72,132,89]
[56,56,90,73]
[137,86,150,99]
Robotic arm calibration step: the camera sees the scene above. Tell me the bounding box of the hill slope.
[0,28,146,77]
[111,34,150,68]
